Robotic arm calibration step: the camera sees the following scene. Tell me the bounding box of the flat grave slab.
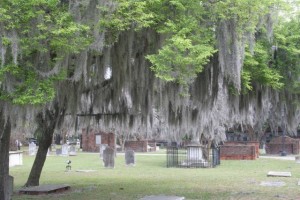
[267,171,291,177]
[140,195,185,200]
[298,180,300,186]
[260,181,286,187]
[19,184,70,195]
[76,170,97,173]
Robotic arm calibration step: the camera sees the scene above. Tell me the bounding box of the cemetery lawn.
[11,151,300,200]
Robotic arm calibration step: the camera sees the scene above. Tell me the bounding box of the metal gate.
[166,146,220,168]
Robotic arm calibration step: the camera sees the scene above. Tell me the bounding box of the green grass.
[10,151,300,200]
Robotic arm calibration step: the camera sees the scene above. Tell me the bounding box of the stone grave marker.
[125,150,135,166]
[61,144,69,156]
[267,171,292,177]
[99,144,108,158]
[103,146,114,168]
[28,142,37,156]
[140,195,185,200]
[69,145,76,156]
[260,181,286,187]
[295,155,300,163]
[56,148,62,156]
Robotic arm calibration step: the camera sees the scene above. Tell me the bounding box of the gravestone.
[28,142,36,156]
[69,145,76,156]
[140,195,185,200]
[99,144,108,158]
[267,171,292,177]
[56,148,62,156]
[125,150,135,166]
[295,155,300,163]
[260,181,286,187]
[103,146,114,168]
[61,144,69,156]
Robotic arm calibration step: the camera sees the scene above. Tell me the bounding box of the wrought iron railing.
[166,146,220,168]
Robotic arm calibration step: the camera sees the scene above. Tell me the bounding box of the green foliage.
[146,0,216,89]
[99,0,155,43]
[242,42,284,92]
[101,0,216,90]
[0,0,91,105]
[274,16,300,93]
[212,0,281,35]
[0,64,66,105]
[100,0,285,92]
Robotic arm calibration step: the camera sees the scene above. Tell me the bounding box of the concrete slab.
[267,171,291,177]
[19,184,70,195]
[76,170,97,172]
[260,181,286,187]
[140,195,185,200]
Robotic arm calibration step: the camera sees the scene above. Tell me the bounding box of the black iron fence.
[166,146,220,168]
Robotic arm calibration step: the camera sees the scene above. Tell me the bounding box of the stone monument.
[28,142,36,156]
[125,149,135,166]
[103,146,115,168]
[62,144,69,156]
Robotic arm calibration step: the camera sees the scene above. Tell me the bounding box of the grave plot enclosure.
[266,136,300,155]
[82,128,115,152]
[167,144,220,168]
[220,141,259,160]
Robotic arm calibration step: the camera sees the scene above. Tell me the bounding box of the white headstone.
[69,145,76,156]
[28,142,36,156]
[140,196,185,200]
[99,144,108,158]
[62,144,69,156]
[260,181,286,187]
[187,146,202,160]
[267,171,292,177]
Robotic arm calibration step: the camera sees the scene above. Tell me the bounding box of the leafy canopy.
[0,0,91,105]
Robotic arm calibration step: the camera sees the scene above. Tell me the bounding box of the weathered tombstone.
[28,142,36,156]
[267,171,292,177]
[69,145,76,156]
[56,148,62,155]
[125,150,135,166]
[260,181,286,187]
[140,195,185,200]
[295,155,300,163]
[61,144,69,156]
[99,144,108,158]
[103,146,114,168]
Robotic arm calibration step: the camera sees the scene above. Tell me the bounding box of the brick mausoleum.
[266,136,300,155]
[220,141,259,160]
[124,140,157,152]
[82,128,115,152]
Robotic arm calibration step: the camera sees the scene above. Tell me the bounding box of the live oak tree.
[1,1,300,199]
[0,0,90,197]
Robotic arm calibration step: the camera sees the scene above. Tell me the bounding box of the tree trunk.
[24,103,64,187]
[0,112,11,200]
